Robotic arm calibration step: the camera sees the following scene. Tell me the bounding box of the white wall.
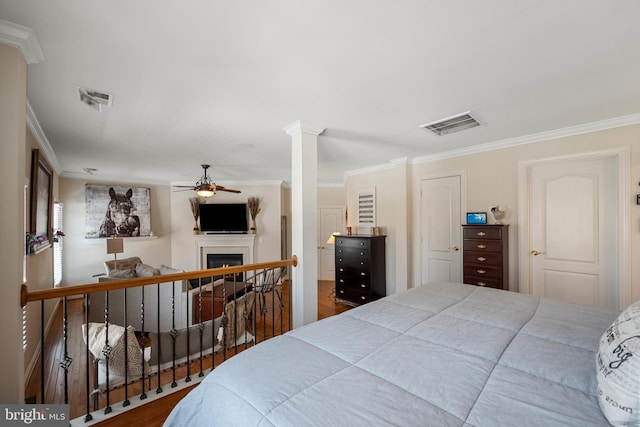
[170,183,284,272]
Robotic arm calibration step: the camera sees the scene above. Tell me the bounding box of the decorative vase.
[250,218,256,234]
[193,221,200,234]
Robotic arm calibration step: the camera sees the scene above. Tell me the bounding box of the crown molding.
[26,101,61,174]
[0,19,45,64]
[283,120,325,137]
[411,112,640,165]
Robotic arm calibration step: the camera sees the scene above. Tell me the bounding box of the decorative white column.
[284,120,324,327]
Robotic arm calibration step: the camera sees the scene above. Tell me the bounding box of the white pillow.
[82,322,146,378]
[596,301,640,426]
[135,263,160,277]
[158,264,182,275]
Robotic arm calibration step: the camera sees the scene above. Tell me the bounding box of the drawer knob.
[477,257,486,262]
[360,242,365,246]
[339,268,344,272]
[477,269,487,274]
[360,272,366,276]
[360,284,365,288]
[361,296,366,300]
[477,232,486,236]
[477,282,487,287]
[339,279,344,283]
[477,244,486,249]
[339,290,344,294]
[360,261,364,265]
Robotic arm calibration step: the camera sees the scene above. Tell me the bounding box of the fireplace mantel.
[194,234,256,270]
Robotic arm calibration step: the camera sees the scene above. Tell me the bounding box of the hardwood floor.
[25,280,349,426]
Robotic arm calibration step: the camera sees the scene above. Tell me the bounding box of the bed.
[164,281,621,426]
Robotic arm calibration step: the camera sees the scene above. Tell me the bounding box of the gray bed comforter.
[164,282,616,426]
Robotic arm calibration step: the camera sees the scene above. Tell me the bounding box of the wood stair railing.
[21,256,296,426]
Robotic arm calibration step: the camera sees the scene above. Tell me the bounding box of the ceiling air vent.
[78,87,113,112]
[419,111,482,136]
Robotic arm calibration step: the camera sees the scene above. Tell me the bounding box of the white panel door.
[318,207,344,280]
[529,157,617,310]
[420,176,462,284]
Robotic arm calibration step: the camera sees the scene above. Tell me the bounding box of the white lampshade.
[326,232,341,244]
[106,238,124,255]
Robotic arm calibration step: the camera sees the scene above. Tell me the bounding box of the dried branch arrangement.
[189,197,205,221]
[248,197,261,220]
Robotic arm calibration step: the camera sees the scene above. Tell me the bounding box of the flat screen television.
[199,203,248,234]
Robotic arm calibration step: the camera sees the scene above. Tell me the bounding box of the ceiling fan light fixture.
[196,186,215,198]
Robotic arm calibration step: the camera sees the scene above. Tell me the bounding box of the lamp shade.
[106,238,124,255]
[326,232,341,244]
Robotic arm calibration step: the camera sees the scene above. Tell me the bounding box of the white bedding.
[164,282,616,426]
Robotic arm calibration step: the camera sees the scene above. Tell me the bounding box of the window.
[53,202,63,287]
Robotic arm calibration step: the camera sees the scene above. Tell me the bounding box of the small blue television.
[466,212,487,225]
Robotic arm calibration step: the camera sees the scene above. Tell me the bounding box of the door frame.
[414,170,467,288]
[517,147,630,310]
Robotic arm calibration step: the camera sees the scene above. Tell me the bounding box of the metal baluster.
[198,278,206,377]
[156,283,163,394]
[59,297,72,404]
[40,300,45,404]
[103,292,112,414]
[122,288,130,407]
[83,294,93,422]
[140,287,147,400]
[185,279,192,383]
[170,281,178,388]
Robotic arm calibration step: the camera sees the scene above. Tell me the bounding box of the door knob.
[530,249,545,256]
[451,246,459,252]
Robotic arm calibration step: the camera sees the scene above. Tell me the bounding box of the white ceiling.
[2,1,640,186]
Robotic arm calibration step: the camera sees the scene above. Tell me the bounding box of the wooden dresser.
[334,235,386,305]
[462,225,509,290]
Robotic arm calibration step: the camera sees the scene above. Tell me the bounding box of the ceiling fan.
[173,164,241,197]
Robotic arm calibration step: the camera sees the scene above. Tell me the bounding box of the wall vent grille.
[420,111,481,136]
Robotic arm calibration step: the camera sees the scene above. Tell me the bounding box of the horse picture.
[85,184,151,238]
[98,188,140,237]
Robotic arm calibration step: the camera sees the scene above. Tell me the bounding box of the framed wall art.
[85,184,151,238]
[29,149,53,252]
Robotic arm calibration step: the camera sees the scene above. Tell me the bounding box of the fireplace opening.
[190,253,244,288]
[208,253,243,281]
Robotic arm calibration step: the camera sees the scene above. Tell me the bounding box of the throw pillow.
[158,264,182,275]
[135,263,160,277]
[596,301,640,426]
[108,268,136,279]
[82,322,146,378]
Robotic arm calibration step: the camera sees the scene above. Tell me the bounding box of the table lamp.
[106,238,124,268]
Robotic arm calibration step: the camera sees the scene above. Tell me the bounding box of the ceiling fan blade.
[215,186,241,193]
[173,185,196,188]
[173,188,195,192]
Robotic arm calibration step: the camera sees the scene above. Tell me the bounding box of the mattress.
[164,282,616,426]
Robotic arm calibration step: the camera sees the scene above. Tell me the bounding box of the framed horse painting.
[85,184,151,238]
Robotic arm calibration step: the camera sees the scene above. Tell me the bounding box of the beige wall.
[345,123,640,305]
[23,129,59,388]
[0,43,27,402]
[318,185,346,207]
[345,164,410,295]
[58,177,173,285]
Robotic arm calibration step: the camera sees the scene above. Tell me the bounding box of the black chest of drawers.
[334,235,386,305]
[462,225,509,290]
